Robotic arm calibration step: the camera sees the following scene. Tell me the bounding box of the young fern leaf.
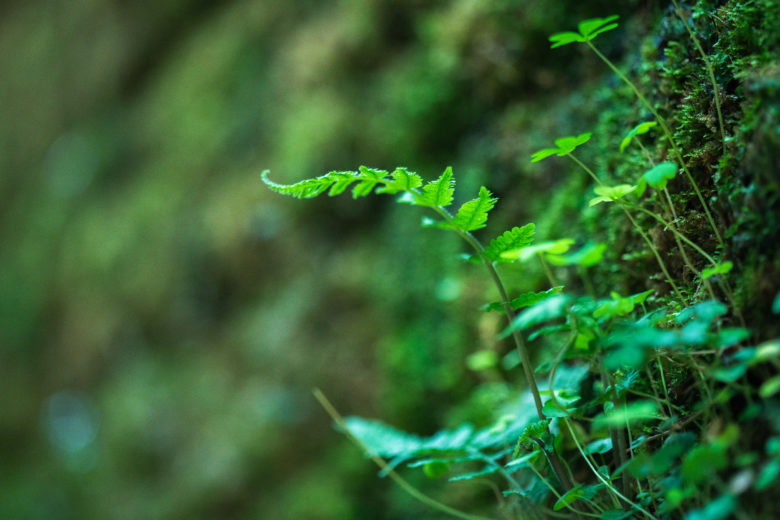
[483,224,535,262]
[446,186,497,231]
[416,166,455,208]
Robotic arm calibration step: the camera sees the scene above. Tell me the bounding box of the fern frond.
[484,224,535,262]
[377,167,423,194]
[447,186,497,231]
[417,166,455,208]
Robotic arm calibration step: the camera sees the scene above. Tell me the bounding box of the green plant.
[261,5,779,518]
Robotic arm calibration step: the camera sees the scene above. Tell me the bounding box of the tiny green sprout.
[620,121,657,153]
[531,133,592,162]
[702,261,733,280]
[549,15,619,48]
[588,184,637,206]
[636,161,677,196]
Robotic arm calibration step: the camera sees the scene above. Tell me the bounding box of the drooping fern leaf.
[484,224,535,262]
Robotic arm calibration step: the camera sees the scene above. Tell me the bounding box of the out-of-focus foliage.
[1,0,778,518]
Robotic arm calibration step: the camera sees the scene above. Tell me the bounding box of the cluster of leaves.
[263,5,780,519]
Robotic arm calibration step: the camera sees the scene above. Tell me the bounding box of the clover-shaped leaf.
[620,121,657,152]
[589,184,637,206]
[637,161,677,196]
[550,16,619,48]
[531,133,592,162]
[702,261,733,280]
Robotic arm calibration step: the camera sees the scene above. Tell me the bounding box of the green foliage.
[531,133,592,162]
[588,184,637,206]
[549,16,619,48]
[483,224,536,263]
[620,121,657,153]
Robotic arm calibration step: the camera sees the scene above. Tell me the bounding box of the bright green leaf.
[466,350,498,371]
[418,166,455,207]
[589,184,637,206]
[448,186,497,231]
[554,485,585,511]
[593,401,658,427]
[641,161,677,191]
[547,241,606,266]
[501,238,575,262]
[620,121,657,152]
[484,224,536,262]
[702,261,733,280]
[549,31,584,48]
[760,375,780,398]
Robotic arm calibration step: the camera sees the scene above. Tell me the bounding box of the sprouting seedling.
[262,166,574,491]
[549,15,619,48]
[550,15,723,246]
[531,133,592,163]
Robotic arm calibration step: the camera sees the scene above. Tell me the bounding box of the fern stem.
[585,41,723,246]
[312,389,494,520]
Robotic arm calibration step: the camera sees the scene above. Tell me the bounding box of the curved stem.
[313,389,495,520]
[670,0,726,148]
[563,418,659,520]
[586,41,723,246]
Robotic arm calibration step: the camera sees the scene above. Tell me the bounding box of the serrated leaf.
[589,184,637,206]
[549,31,584,48]
[483,287,565,312]
[702,261,733,280]
[418,166,455,207]
[376,167,422,194]
[449,186,497,231]
[484,224,535,262]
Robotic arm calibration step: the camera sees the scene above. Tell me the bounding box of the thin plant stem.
[670,0,726,147]
[585,40,723,246]
[313,389,494,520]
[566,154,685,300]
[563,418,660,520]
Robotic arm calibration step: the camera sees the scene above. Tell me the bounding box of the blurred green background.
[1,0,776,518]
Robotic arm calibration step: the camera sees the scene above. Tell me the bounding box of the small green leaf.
[759,375,780,398]
[641,161,677,191]
[702,261,733,280]
[466,350,498,371]
[585,438,613,455]
[593,401,658,427]
[589,184,637,206]
[554,485,585,511]
[547,241,606,266]
[620,121,657,152]
[503,295,569,335]
[449,186,497,231]
[484,224,536,262]
[418,166,455,207]
[482,287,564,312]
[594,291,635,319]
[422,460,450,479]
[542,399,573,418]
[500,238,575,262]
[578,15,619,39]
[531,133,591,161]
[549,31,584,48]
[531,148,562,162]
[682,444,728,485]
[685,494,736,520]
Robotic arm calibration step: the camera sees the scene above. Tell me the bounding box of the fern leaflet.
[416,166,455,208]
[484,224,535,262]
[445,186,497,231]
